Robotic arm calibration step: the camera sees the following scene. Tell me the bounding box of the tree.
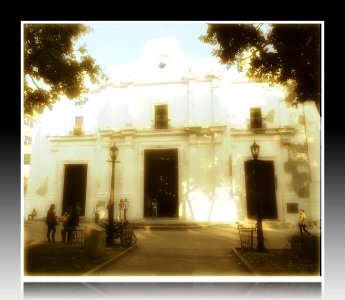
[24,24,105,115]
[200,24,321,114]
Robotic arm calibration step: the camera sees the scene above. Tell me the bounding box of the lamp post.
[250,140,266,252]
[106,143,119,246]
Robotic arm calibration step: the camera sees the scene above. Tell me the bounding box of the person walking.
[46,204,58,243]
[152,198,158,219]
[298,209,310,235]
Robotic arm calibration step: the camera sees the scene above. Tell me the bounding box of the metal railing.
[238,226,256,251]
[71,229,84,245]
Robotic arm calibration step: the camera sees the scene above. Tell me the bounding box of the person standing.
[46,204,58,243]
[123,199,128,220]
[298,209,310,235]
[118,199,124,220]
[152,198,158,219]
[67,206,78,242]
[75,202,81,226]
[61,206,77,242]
[61,208,71,242]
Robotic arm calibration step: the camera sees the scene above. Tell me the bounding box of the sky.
[76,22,218,70]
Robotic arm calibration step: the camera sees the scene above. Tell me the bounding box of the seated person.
[28,208,37,220]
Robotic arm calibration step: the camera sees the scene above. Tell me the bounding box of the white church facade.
[24,37,321,225]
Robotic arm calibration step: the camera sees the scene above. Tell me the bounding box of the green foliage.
[24,24,105,115]
[200,24,321,112]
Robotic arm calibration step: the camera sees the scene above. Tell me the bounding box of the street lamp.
[250,140,266,252]
[106,143,119,246]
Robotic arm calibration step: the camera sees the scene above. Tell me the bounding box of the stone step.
[130,219,206,230]
[29,217,299,230]
[237,220,297,230]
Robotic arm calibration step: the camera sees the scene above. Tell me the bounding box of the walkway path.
[99,227,253,276]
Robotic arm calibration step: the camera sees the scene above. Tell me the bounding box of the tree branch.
[29,74,41,90]
[241,52,255,61]
[255,23,263,30]
[44,47,60,61]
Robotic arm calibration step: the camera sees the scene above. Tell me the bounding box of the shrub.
[289,233,320,263]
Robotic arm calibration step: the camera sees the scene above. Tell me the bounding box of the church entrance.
[62,164,87,216]
[144,149,178,218]
[245,160,277,220]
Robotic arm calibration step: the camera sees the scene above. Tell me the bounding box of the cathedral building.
[24,37,321,225]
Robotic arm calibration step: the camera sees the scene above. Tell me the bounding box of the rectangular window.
[74,116,83,135]
[75,116,83,126]
[287,203,299,213]
[155,105,168,129]
[24,116,34,128]
[250,107,262,129]
[24,135,32,145]
[24,153,31,165]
